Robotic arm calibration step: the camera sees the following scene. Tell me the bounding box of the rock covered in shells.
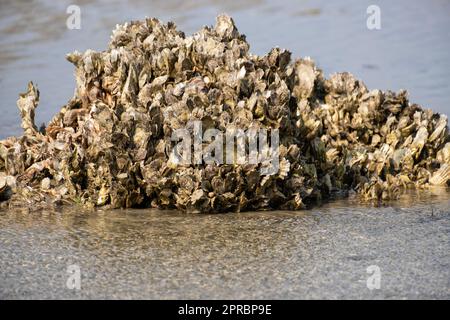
[0,14,449,212]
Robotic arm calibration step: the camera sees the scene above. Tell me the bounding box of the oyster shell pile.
[0,15,449,212]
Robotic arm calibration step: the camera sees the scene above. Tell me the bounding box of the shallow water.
[0,0,450,299]
[0,190,449,299]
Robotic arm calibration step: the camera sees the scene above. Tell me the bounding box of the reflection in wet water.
[1,0,450,138]
[0,190,449,299]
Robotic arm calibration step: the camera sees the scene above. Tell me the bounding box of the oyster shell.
[0,174,15,202]
[429,164,450,186]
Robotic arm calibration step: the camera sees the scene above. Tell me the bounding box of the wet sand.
[0,190,449,299]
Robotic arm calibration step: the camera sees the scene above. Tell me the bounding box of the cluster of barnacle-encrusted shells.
[0,15,449,212]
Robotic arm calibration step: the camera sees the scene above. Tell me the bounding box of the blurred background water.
[0,0,450,139]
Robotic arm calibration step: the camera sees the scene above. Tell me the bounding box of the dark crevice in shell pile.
[1,15,449,213]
